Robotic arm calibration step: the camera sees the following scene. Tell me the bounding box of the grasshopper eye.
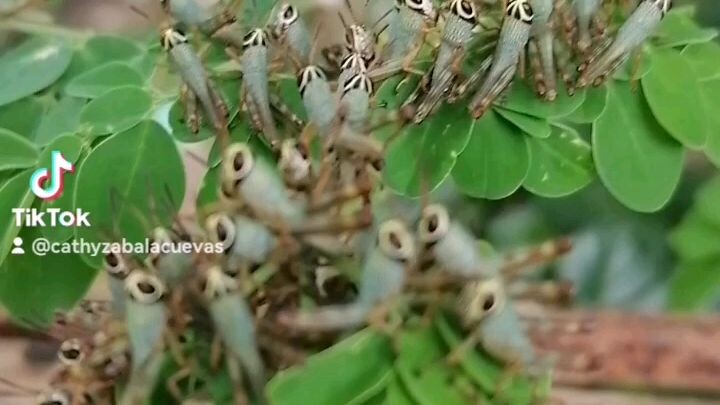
[452,0,477,24]
[125,271,165,304]
[58,338,84,365]
[507,0,534,24]
[104,252,129,278]
[37,390,71,405]
[378,220,415,262]
[222,143,254,188]
[418,204,450,244]
[205,213,236,253]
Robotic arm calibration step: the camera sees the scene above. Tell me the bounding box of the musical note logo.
[30,151,74,201]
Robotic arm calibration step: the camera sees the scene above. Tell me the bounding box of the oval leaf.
[79,86,152,136]
[0,170,35,266]
[523,124,594,198]
[0,37,72,106]
[65,61,143,98]
[654,8,718,48]
[0,97,44,138]
[453,110,530,200]
[495,107,551,138]
[565,86,608,124]
[74,121,185,267]
[593,82,684,212]
[35,97,86,145]
[642,48,708,148]
[498,81,585,119]
[681,42,720,80]
[0,128,39,170]
[381,104,473,197]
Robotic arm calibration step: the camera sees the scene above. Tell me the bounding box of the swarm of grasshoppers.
[12,0,679,403]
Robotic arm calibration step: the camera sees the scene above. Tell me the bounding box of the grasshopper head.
[160,27,188,51]
[279,139,312,186]
[103,251,130,279]
[297,65,327,97]
[506,0,534,24]
[125,271,166,304]
[242,28,269,49]
[460,277,507,323]
[417,204,451,246]
[648,0,672,17]
[403,0,437,23]
[205,213,236,254]
[58,338,85,366]
[37,390,71,405]
[378,219,416,263]
[340,53,372,73]
[201,265,238,300]
[342,72,373,96]
[276,3,299,32]
[221,143,255,195]
[450,0,477,24]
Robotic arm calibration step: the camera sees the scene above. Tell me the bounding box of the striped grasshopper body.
[206,212,279,266]
[469,0,534,118]
[298,65,338,138]
[103,252,131,316]
[145,227,196,288]
[120,271,168,405]
[279,219,415,331]
[220,143,306,226]
[202,266,266,404]
[530,0,558,100]
[162,28,228,136]
[456,276,536,366]
[338,52,370,96]
[576,0,671,88]
[340,71,373,133]
[414,0,477,123]
[387,0,437,61]
[241,28,281,147]
[573,0,603,52]
[273,2,313,63]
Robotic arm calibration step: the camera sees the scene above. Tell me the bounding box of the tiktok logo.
[29,151,74,201]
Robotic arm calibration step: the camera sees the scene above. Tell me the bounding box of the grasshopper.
[238,27,282,147]
[145,226,197,289]
[278,138,313,191]
[572,0,604,52]
[413,0,478,122]
[297,64,338,138]
[340,70,374,133]
[576,0,671,88]
[387,0,437,63]
[120,270,168,405]
[528,0,558,100]
[201,265,266,404]
[205,212,279,268]
[278,219,416,331]
[161,28,230,141]
[102,252,131,316]
[469,0,535,118]
[272,2,313,63]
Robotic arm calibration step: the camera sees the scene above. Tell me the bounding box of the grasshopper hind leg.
[181,84,201,134]
[208,80,229,119]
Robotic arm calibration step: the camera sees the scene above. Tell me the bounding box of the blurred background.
[0,0,718,403]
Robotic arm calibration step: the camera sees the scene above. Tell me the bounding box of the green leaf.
[74,121,185,267]
[698,77,720,167]
[65,62,143,98]
[613,47,653,81]
[0,37,72,107]
[495,107,551,138]
[273,77,308,122]
[593,82,683,212]
[453,110,529,200]
[39,135,84,243]
[523,124,593,198]
[0,227,96,324]
[268,330,394,405]
[668,260,720,312]
[381,104,473,197]
[0,170,35,267]
[654,9,718,48]
[669,212,720,263]
[197,165,220,211]
[641,48,708,148]
[0,128,39,170]
[564,86,607,124]
[499,81,585,119]
[35,97,86,145]
[385,373,416,405]
[79,86,152,136]
[681,42,720,80]
[0,97,43,138]
[82,35,145,68]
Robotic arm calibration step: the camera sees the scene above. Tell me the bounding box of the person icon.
[11,237,24,255]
